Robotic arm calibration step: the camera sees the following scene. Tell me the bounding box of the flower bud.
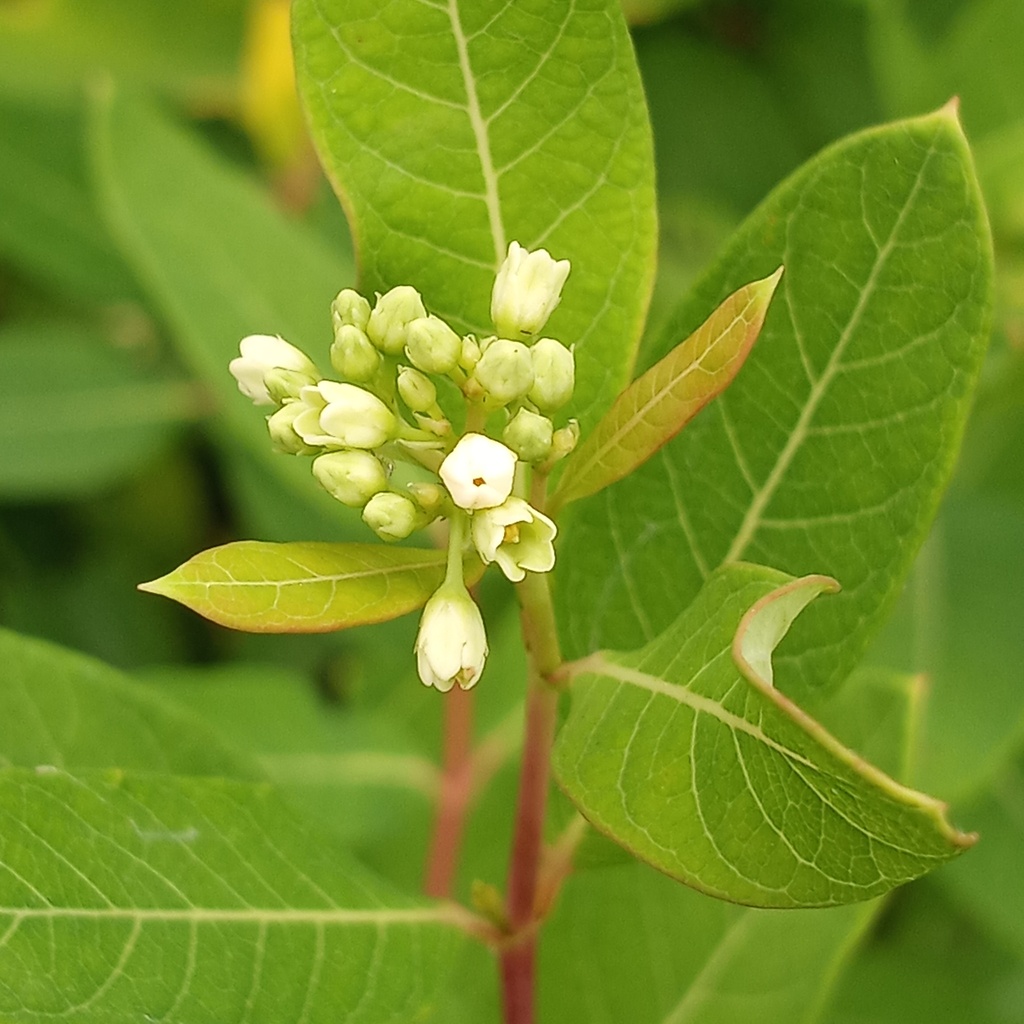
[439,433,517,510]
[366,285,427,355]
[459,335,482,372]
[407,482,447,514]
[472,339,533,405]
[229,334,318,406]
[528,338,575,411]
[293,381,397,449]
[362,491,421,541]
[331,288,371,332]
[405,315,462,375]
[267,402,319,455]
[550,419,580,461]
[312,450,388,507]
[415,581,488,691]
[502,408,553,463]
[330,324,381,382]
[264,367,317,404]
[471,496,557,582]
[490,240,570,340]
[397,366,437,413]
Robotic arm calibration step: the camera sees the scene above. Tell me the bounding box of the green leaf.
[0,627,252,778]
[0,768,466,1022]
[554,563,973,908]
[540,860,876,1024]
[0,323,201,499]
[557,104,993,696]
[552,267,783,511]
[140,540,472,633]
[87,83,357,522]
[292,0,657,427]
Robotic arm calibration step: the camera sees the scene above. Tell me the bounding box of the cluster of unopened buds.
[230,242,578,693]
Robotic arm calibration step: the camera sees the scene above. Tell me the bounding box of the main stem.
[501,570,563,1024]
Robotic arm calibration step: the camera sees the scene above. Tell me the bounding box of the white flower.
[292,381,396,449]
[490,241,571,340]
[229,335,318,406]
[415,583,489,691]
[439,433,517,510]
[471,497,557,582]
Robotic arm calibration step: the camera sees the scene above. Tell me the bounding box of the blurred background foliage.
[0,0,1021,1020]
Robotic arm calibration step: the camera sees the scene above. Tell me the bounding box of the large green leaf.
[0,323,200,499]
[0,769,466,1022]
[557,105,993,697]
[0,627,251,778]
[554,563,973,908]
[87,84,356,523]
[292,0,657,427]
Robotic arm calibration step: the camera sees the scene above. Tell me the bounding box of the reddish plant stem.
[423,684,475,898]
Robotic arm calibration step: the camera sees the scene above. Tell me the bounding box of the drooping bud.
[230,334,318,406]
[471,496,557,582]
[331,288,371,332]
[312,450,388,507]
[362,491,421,541]
[439,433,517,511]
[405,315,462,375]
[490,241,570,340]
[267,402,319,455]
[397,366,437,413]
[415,581,488,691]
[472,339,533,405]
[503,408,553,463]
[366,285,427,355]
[293,381,397,449]
[330,324,381,382]
[528,338,575,411]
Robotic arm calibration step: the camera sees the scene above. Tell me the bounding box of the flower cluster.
[230,241,577,692]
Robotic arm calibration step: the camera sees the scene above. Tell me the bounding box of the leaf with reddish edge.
[550,267,783,513]
[140,541,483,633]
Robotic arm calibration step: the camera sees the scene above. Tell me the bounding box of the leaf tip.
[939,95,961,122]
[137,575,170,598]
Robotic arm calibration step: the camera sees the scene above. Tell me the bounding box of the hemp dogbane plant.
[0,4,979,1024]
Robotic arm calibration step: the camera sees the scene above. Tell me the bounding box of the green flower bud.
[312,450,388,507]
[502,408,553,463]
[407,482,447,514]
[405,315,462,375]
[264,366,319,404]
[366,285,427,355]
[331,288,371,332]
[362,490,421,542]
[397,366,437,413]
[472,339,533,405]
[528,338,575,411]
[330,324,381,382]
[550,419,580,461]
[460,334,482,372]
[267,402,319,455]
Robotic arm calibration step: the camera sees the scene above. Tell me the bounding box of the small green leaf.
[292,0,657,427]
[0,769,466,1022]
[140,541,472,633]
[554,563,974,908]
[552,267,783,511]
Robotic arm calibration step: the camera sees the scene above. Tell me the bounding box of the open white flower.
[229,335,318,406]
[471,497,557,582]
[292,381,396,449]
[490,241,570,340]
[415,582,488,691]
[439,433,517,510]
